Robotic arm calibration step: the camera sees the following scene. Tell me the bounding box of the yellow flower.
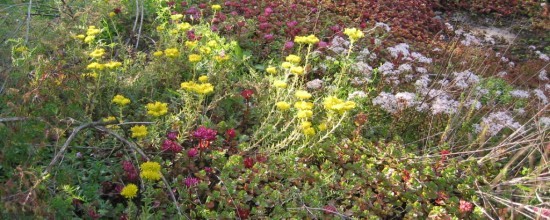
[195,83,214,95]
[214,55,229,62]
[86,26,101,36]
[300,121,312,129]
[104,61,122,69]
[276,101,291,111]
[290,66,304,75]
[207,40,218,48]
[89,48,105,58]
[112,95,131,106]
[75,34,86,40]
[176,22,191,31]
[323,96,356,114]
[131,125,148,138]
[102,116,116,122]
[188,54,202,62]
[344,28,364,42]
[171,14,184,20]
[303,127,315,136]
[294,101,314,110]
[294,34,319,44]
[318,123,327,131]
[211,4,222,11]
[87,62,105,70]
[153,51,164,57]
[296,110,313,118]
[156,25,165,32]
[266,66,277,74]
[281,62,292,69]
[286,54,301,64]
[180,81,214,95]
[185,41,198,48]
[294,90,312,100]
[120,184,138,199]
[109,12,117,17]
[146,101,169,117]
[199,46,211,54]
[84,35,95,43]
[140,161,162,181]
[164,48,179,58]
[82,72,98,79]
[273,80,287,88]
[198,75,209,82]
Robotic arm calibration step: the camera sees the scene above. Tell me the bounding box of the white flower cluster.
[452,70,479,89]
[329,36,350,54]
[539,117,550,128]
[539,70,548,81]
[533,89,548,104]
[372,92,399,113]
[387,43,410,58]
[460,33,481,46]
[306,79,323,90]
[431,95,459,115]
[535,51,549,61]
[348,91,367,99]
[475,111,521,136]
[509,90,530,99]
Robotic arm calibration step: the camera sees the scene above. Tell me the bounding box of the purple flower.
[284,41,294,50]
[264,34,274,41]
[225,128,236,140]
[317,41,328,48]
[286,20,298,28]
[193,126,217,141]
[259,22,270,31]
[166,131,178,140]
[187,148,199,158]
[330,25,340,33]
[122,161,138,181]
[184,177,199,187]
[162,139,183,153]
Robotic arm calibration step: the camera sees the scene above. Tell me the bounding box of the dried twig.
[0,117,28,123]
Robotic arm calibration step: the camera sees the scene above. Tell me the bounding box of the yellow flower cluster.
[199,46,211,54]
[290,66,304,75]
[170,14,184,21]
[131,125,148,138]
[84,26,101,43]
[146,101,168,117]
[89,48,105,58]
[164,48,179,58]
[211,4,222,11]
[180,81,214,95]
[285,54,301,64]
[198,75,209,82]
[300,121,316,136]
[102,116,116,122]
[176,22,191,31]
[87,61,122,70]
[323,96,356,114]
[112,95,131,106]
[294,90,312,100]
[294,100,314,119]
[140,161,162,181]
[214,55,229,62]
[266,66,277,74]
[120,183,138,199]
[185,41,198,48]
[188,54,202,62]
[276,101,291,111]
[294,34,319,44]
[273,80,287,88]
[294,101,314,110]
[153,51,164,57]
[343,28,365,42]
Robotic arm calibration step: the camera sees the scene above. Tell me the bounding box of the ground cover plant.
[0,0,549,219]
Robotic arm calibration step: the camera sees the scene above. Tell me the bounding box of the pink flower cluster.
[122,161,138,182]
